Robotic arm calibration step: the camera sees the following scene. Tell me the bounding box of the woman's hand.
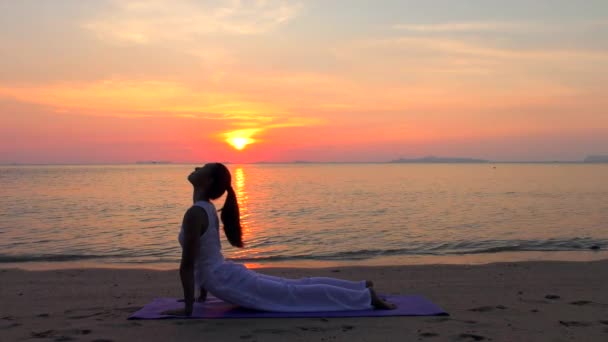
[198,288,208,303]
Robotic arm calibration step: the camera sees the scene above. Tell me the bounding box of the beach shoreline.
[2,260,607,341]
[2,250,607,271]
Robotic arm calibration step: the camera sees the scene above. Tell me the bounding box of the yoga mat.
[128,295,448,319]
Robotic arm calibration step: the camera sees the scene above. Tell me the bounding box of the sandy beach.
[1,260,607,342]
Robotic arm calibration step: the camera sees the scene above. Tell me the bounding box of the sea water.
[1,163,607,269]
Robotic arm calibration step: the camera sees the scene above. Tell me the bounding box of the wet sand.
[1,260,608,341]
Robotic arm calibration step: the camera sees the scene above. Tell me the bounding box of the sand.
[1,260,608,341]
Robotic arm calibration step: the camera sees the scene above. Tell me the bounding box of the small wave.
[0,237,605,264]
[229,237,607,263]
[0,254,125,263]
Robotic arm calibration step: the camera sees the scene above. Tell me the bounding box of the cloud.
[391,19,608,34]
[0,79,283,117]
[356,36,608,61]
[392,21,533,33]
[330,32,608,97]
[0,78,322,149]
[386,20,608,69]
[84,0,302,44]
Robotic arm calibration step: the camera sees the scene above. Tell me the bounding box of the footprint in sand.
[419,332,439,338]
[173,320,203,326]
[297,325,353,334]
[31,328,94,340]
[64,307,110,319]
[1,322,22,329]
[558,320,592,327]
[297,326,325,332]
[53,337,74,342]
[455,333,486,341]
[64,306,105,314]
[113,306,141,313]
[569,300,593,306]
[31,330,56,338]
[426,317,450,323]
[468,306,494,312]
[66,306,137,320]
[66,312,105,319]
[467,305,507,312]
[253,328,291,335]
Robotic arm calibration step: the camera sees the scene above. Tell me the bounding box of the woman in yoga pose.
[166,163,395,316]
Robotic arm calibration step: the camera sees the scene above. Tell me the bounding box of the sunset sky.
[1,0,607,163]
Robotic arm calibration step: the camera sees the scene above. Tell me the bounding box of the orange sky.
[0,1,607,163]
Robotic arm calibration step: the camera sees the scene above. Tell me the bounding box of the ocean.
[1,163,607,269]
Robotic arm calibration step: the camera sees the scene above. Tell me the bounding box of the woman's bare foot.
[365,280,374,288]
[369,288,396,310]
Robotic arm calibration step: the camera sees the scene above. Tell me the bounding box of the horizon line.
[2,160,607,166]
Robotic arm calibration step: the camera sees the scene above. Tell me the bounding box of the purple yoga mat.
[128,295,448,319]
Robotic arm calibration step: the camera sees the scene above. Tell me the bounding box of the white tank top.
[178,201,225,278]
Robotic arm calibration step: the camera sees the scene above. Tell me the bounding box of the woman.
[166,163,395,316]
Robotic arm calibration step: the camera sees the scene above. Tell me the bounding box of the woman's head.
[188,163,244,248]
[188,163,232,199]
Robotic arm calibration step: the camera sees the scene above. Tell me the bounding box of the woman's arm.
[164,206,207,316]
[180,206,208,315]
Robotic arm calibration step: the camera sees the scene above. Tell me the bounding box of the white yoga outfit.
[178,201,372,312]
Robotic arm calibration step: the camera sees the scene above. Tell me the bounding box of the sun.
[223,128,260,151]
[227,137,253,150]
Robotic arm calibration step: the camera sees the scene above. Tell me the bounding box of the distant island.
[254,160,313,164]
[390,156,489,163]
[135,161,172,165]
[9,154,602,166]
[584,155,608,163]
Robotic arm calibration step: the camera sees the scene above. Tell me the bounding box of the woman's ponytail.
[221,185,244,248]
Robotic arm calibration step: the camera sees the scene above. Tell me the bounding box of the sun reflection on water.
[234,167,251,238]
[229,166,262,261]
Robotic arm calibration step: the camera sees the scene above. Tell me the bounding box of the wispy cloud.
[392,21,532,33]
[392,19,608,34]
[0,78,322,148]
[363,36,608,61]
[0,80,283,117]
[84,0,302,44]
